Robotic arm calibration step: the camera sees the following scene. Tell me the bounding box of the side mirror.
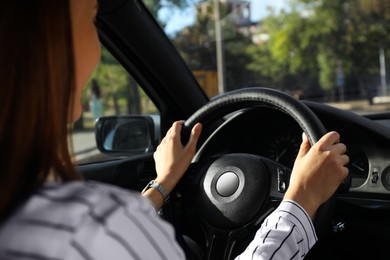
[95,115,160,155]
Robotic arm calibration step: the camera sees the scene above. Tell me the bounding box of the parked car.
[78,0,390,259]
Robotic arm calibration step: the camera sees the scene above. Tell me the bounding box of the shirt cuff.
[275,200,318,249]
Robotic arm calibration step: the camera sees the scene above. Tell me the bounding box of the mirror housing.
[95,115,159,155]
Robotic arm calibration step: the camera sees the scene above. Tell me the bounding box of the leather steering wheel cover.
[180,87,333,238]
[181,87,327,146]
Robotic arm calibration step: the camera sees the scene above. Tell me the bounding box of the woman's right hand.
[284,131,349,218]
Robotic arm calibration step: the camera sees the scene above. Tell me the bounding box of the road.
[71,130,104,164]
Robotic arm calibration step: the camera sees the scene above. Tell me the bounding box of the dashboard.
[174,100,390,260]
[197,102,390,195]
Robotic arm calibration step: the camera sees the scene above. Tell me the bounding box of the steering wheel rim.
[177,87,332,259]
[181,87,326,146]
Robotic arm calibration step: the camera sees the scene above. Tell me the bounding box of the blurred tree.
[247,0,390,101]
[173,1,263,92]
[84,47,144,115]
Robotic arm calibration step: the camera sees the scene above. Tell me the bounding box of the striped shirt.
[236,200,317,260]
[0,182,317,260]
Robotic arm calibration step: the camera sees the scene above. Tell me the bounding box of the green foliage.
[246,0,390,100]
[83,48,129,105]
[83,47,157,115]
[172,1,264,91]
[317,50,336,90]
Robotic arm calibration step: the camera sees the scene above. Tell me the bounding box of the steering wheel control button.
[370,167,379,186]
[216,171,239,197]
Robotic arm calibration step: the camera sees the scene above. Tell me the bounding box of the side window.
[72,46,159,164]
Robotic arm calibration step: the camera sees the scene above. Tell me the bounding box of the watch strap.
[142,180,170,202]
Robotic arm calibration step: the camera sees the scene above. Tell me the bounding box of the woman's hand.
[142,121,202,210]
[284,131,349,218]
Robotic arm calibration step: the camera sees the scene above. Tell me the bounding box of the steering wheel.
[172,87,331,259]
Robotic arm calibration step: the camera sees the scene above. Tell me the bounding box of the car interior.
[77,0,390,259]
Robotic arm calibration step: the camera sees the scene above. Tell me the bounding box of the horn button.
[216,171,240,197]
[197,154,269,229]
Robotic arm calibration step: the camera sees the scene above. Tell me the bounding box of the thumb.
[296,132,311,159]
[186,123,202,151]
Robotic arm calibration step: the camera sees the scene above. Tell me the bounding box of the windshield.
[144,0,390,114]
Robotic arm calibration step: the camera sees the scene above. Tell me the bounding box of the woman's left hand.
[142,121,202,210]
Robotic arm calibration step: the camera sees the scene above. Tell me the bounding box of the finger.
[338,154,350,166]
[330,142,347,155]
[317,131,341,149]
[170,121,185,142]
[342,166,349,176]
[175,120,185,125]
[166,120,184,135]
[335,166,350,183]
[296,132,311,159]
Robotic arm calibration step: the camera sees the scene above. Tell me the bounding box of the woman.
[0,0,349,259]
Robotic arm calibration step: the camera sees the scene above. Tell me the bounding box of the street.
[71,130,102,164]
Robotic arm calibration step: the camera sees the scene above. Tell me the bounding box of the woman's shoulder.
[0,181,182,260]
[35,180,156,218]
[1,181,156,233]
[42,181,149,205]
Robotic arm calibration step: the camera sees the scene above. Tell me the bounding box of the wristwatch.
[142,180,170,202]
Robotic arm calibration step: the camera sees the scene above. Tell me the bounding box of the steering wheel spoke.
[202,203,277,260]
[204,226,237,259]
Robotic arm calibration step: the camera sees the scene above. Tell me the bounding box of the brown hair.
[0,0,81,218]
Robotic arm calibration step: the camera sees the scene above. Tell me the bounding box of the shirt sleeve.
[0,182,186,260]
[236,200,317,260]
